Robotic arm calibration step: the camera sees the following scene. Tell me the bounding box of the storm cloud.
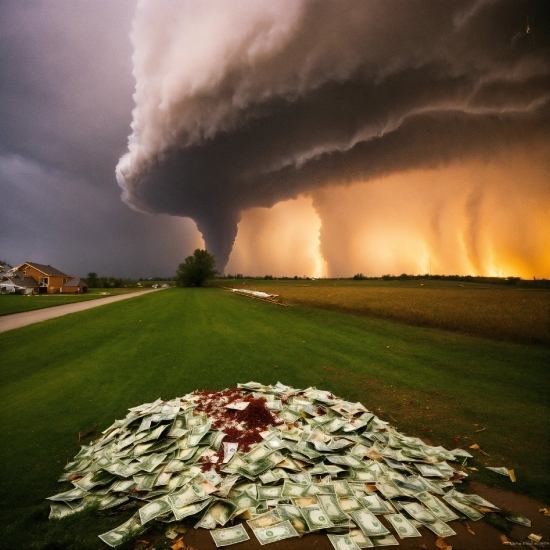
[117,0,550,270]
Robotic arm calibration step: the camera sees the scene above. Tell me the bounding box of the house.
[2,262,87,294]
[62,277,88,294]
[0,277,38,294]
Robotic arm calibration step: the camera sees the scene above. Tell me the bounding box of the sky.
[1,1,548,279]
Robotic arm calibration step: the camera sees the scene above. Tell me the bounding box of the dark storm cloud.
[118,0,549,269]
[0,0,200,276]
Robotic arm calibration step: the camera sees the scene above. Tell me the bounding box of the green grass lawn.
[0,288,548,549]
[0,288,144,317]
[221,278,550,345]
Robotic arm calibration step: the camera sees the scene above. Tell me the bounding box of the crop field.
[0,288,143,317]
[0,288,548,549]
[224,279,550,346]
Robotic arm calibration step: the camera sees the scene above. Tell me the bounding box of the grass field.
[221,279,550,346]
[0,288,143,317]
[0,288,548,549]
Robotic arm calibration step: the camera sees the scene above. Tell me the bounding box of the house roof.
[62,277,88,287]
[1,277,38,288]
[17,262,69,277]
[19,277,39,287]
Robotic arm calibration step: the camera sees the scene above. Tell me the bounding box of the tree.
[87,272,98,287]
[176,249,218,287]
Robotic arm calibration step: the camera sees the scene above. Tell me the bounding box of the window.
[39,277,49,286]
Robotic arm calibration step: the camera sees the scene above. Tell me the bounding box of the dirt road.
[0,289,163,334]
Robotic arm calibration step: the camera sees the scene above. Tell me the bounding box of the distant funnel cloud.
[116,0,550,272]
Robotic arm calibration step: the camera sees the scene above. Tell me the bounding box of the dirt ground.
[171,482,549,550]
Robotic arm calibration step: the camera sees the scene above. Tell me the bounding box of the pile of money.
[47,381,530,548]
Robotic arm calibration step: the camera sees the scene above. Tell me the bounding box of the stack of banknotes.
[46,381,530,548]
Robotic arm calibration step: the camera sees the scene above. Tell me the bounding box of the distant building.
[1,262,88,294]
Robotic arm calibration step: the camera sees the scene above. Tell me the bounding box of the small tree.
[176,249,218,287]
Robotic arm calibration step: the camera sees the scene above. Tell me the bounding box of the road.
[0,289,163,334]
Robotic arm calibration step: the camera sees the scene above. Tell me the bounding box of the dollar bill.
[282,481,309,498]
[486,466,509,476]
[49,503,76,520]
[195,509,218,530]
[222,442,238,464]
[349,510,390,537]
[239,453,282,478]
[138,496,172,524]
[458,492,500,510]
[370,534,399,546]
[419,517,457,538]
[246,510,283,530]
[253,519,299,545]
[215,473,240,497]
[350,529,374,548]
[46,487,90,502]
[187,423,212,446]
[360,493,391,514]
[328,533,362,550]
[317,493,350,524]
[375,482,402,500]
[338,497,364,512]
[257,485,284,500]
[414,463,447,478]
[99,513,147,547]
[170,495,213,520]
[211,524,250,547]
[225,401,249,410]
[229,492,259,511]
[327,455,365,468]
[276,504,309,535]
[244,444,273,462]
[171,483,207,507]
[386,513,421,538]
[333,480,354,497]
[302,505,335,530]
[291,496,318,508]
[352,470,378,483]
[401,502,438,523]
[415,491,459,522]
[209,500,238,526]
[506,514,531,527]
[442,492,483,521]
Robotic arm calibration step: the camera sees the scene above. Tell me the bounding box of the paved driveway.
[0,289,163,334]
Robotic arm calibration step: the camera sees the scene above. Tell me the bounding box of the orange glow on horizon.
[220,146,549,279]
[226,196,327,277]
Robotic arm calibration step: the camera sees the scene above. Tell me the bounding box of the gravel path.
[0,289,164,334]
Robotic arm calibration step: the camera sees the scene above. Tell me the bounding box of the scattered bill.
[211,524,250,547]
[247,510,283,530]
[317,493,350,523]
[442,492,484,521]
[350,510,391,537]
[302,505,335,531]
[99,513,147,547]
[386,513,422,538]
[415,491,459,522]
[253,520,299,545]
[328,533,362,550]
[139,496,172,524]
[276,505,309,535]
[370,534,399,546]
[350,529,374,548]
